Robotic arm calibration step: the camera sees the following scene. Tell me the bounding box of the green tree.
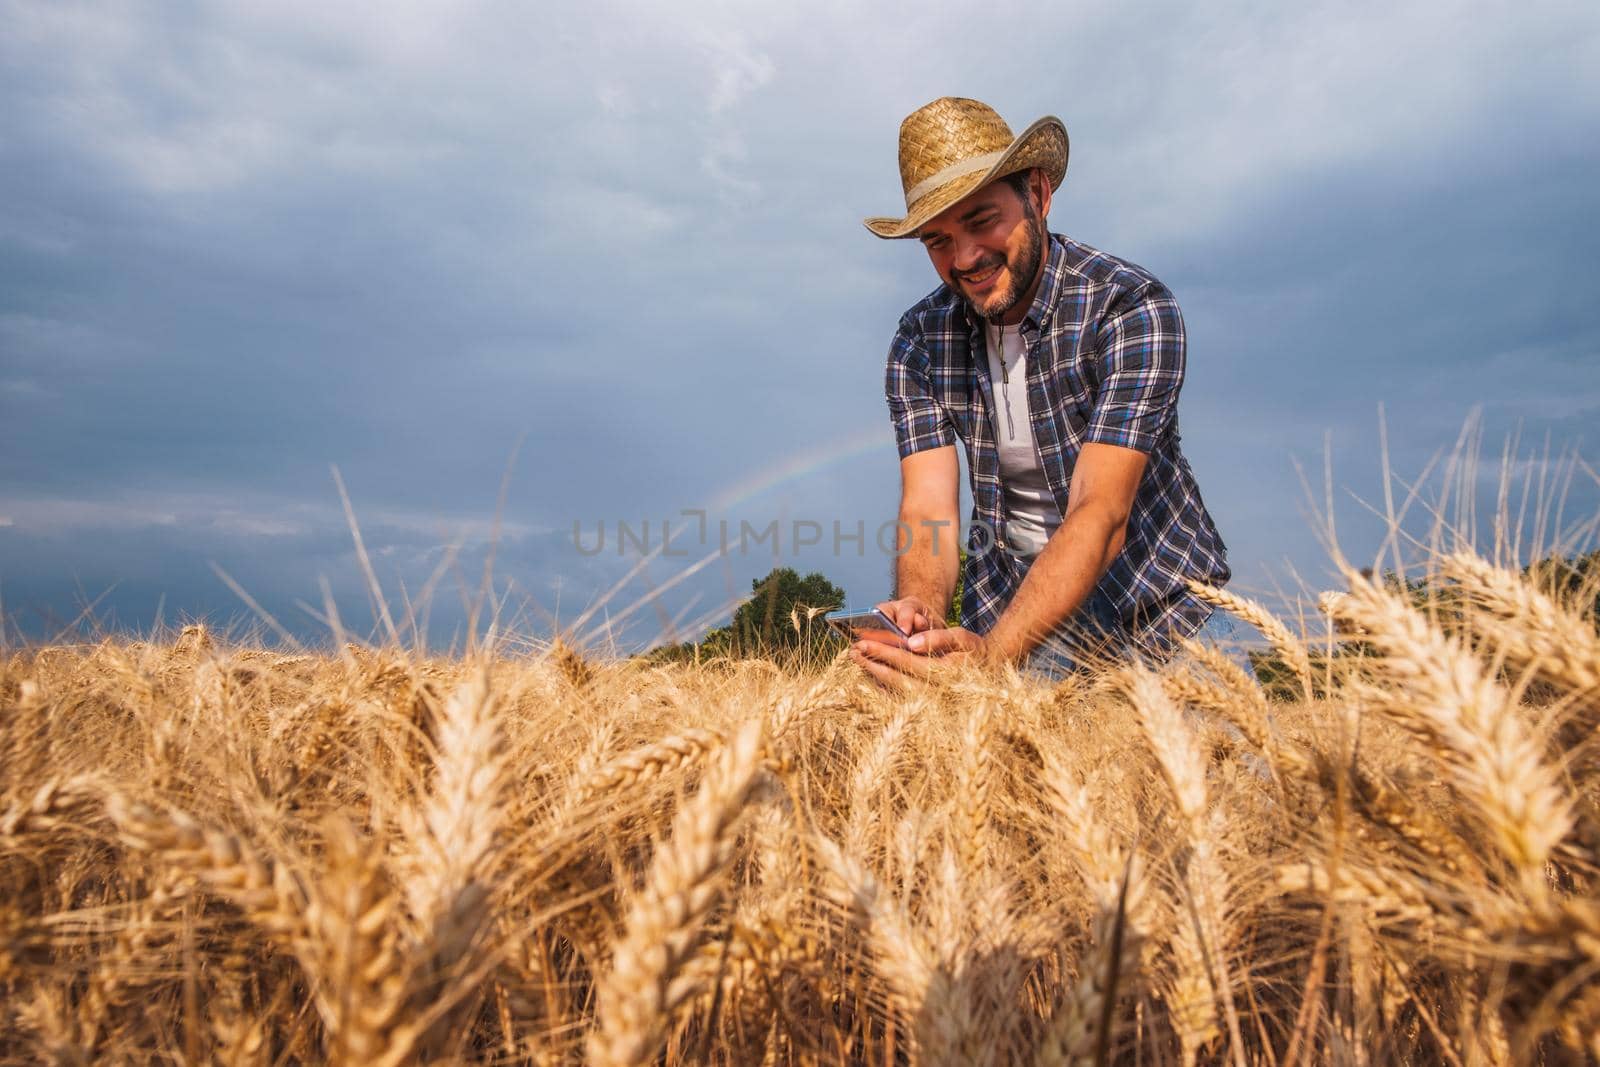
[644,566,846,667]
[945,545,968,628]
[723,566,846,657]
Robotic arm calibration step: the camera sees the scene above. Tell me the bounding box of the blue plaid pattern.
[885,231,1231,656]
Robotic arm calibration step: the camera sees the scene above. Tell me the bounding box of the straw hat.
[864,97,1068,240]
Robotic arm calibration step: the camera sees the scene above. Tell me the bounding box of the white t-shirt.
[983,320,1062,559]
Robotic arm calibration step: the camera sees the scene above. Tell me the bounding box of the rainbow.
[704,424,898,515]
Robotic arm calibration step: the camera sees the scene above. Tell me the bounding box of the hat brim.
[863,115,1069,240]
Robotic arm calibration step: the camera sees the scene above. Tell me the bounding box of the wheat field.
[2,549,1598,1065]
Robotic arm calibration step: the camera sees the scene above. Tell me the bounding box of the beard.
[956,206,1046,324]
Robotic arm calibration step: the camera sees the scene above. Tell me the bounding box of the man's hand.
[874,596,939,639]
[906,627,987,657]
[849,626,993,692]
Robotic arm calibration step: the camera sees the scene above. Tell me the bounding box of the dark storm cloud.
[3,0,1597,647]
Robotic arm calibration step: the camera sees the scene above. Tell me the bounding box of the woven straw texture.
[864,97,1068,240]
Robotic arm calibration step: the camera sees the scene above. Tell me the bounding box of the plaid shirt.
[885,231,1231,655]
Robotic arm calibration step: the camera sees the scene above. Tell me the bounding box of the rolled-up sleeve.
[885,321,956,460]
[1085,281,1186,454]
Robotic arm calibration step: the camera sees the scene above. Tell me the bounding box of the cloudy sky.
[3,0,1597,650]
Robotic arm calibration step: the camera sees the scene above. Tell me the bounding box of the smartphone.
[824,607,910,648]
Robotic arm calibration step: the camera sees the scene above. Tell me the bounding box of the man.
[850,97,1233,687]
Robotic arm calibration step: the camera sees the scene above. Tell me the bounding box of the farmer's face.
[916,169,1051,325]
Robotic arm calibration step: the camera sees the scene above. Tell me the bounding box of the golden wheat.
[1,544,1598,1063]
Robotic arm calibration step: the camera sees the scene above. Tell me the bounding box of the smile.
[963,264,1004,290]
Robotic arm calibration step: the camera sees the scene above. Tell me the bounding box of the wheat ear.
[1125,668,1246,1067]
[847,701,920,853]
[102,792,307,942]
[1036,754,1151,1066]
[1175,639,1311,783]
[1440,550,1600,701]
[1322,570,1575,894]
[564,728,726,818]
[393,669,509,1057]
[954,697,998,880]
[1,775,106,843]
[588,717,766,1067]
[302,816,415,1067]
[397,669,507,939]
[1185,579,1314,697]
[812,831,978,1065]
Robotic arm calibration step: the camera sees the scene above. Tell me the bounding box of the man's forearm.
[893,513,960,616]
[985,506,1127,663]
